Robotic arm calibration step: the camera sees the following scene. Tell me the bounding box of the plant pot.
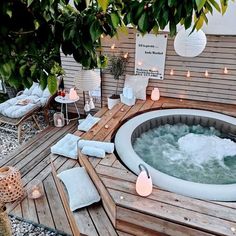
[107,95,120,110]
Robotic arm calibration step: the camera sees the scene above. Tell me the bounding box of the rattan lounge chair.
[0,83,55,143]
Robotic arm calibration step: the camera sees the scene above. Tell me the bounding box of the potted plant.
[108,54,128,109]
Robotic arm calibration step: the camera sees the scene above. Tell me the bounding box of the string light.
[138,61,142,66]
[170,69,174,75]
[186,70,191,78]
[205,70,209,78]
[111,44,115,50]
[224,67,228,74]
[100,34,104,39]
[123,52,128,59]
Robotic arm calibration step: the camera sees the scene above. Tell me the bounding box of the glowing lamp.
[0,166,24,203]
[151,88,160,101]
[69,88,79,100]
[136,164,152,197]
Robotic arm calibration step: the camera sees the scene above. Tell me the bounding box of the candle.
[57,118,62,127]
[31,187,42,199]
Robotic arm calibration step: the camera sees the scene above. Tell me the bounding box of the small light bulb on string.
[205,70,209,78]
[123,52,128,59]
[170,69,174,76]
[138,61,142,66]
[111,44,115,50]
[224,67,228,74]
[186,70,191,78]
[100,34,104,39]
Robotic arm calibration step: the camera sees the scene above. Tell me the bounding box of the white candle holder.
[27,180,43,199]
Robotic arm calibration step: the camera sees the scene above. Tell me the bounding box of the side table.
[55,96,80,125]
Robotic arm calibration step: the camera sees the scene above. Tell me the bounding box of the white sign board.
[135,33,168,79]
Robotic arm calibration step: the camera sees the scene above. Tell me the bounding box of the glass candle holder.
[27,179,43,199]
[53,112,65,127]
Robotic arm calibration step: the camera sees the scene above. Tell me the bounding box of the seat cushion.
[57,167,101,211]
[0,95,41,118]
[51,134,81,159]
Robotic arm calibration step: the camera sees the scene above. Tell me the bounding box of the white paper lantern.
[174,28,207,57]
[75,69,101,92]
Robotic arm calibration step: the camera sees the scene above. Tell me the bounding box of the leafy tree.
[0,0,232,93]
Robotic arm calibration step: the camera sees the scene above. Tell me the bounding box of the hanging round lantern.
[0,166,24,203]
[174,28,207,57]
[136,164,153,197]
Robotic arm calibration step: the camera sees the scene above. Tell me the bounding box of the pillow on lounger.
[57,167,100,211]
[78,114,100,132]
[51,133,80,159]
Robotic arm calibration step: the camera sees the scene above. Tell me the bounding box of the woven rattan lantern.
[0,166,24,203]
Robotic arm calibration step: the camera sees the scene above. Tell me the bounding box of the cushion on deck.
[51,133,80,159]
[57,167,100,211]
[124,75,149,100]
[78,114,100,132]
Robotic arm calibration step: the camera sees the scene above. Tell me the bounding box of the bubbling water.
[133,124,236,184]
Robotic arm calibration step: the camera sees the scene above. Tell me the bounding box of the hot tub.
[115,109,236,201]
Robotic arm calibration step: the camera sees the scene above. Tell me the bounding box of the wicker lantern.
[0,166,24,203]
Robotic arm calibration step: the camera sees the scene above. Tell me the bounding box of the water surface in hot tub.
[133,123,236,184]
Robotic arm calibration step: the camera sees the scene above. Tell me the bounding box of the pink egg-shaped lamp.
[136,164,153,197]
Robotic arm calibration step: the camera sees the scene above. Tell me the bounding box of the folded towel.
[78,114,100,132]
[81,146,105,158]
[78,140,114,154]
[51,134,80,159]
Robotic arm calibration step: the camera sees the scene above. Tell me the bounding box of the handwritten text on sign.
[135,33,168,79]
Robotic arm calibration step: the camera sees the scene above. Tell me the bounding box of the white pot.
[107,97,120,110]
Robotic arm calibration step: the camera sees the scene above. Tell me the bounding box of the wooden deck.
[2,97,236,236]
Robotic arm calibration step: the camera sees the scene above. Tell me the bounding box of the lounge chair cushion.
[51,133,80,159]
[0,94,41,118]
[124,75,149,100]
[57,167,100,211]
[0,83,51,118]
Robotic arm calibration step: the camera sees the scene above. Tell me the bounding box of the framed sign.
[135,33,168,79]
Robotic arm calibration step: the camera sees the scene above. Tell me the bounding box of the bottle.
[58,77,65,91]
[84,101,90,113]
[89,97,95,110]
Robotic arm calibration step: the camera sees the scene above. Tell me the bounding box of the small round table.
[55,96,80,125]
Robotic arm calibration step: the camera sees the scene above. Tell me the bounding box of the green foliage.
[0,0,232,93]
[109,54,128,95]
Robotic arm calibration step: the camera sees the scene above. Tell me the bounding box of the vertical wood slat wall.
[101,28,236,105]
[62,28,236,114]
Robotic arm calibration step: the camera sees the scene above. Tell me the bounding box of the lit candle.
[57,119,62,127]
[205,70,209,77]
[31,187,42,199]
[170,69,174,76]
